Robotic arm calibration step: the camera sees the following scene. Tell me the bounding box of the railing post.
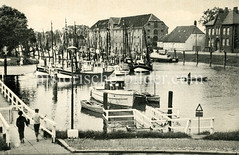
[6,127,10,148]
[188,119,191,135]
[210,118,214,134]
[52,124,56,143]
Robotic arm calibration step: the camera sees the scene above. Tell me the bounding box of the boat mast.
[74,21,78,70]
[51,21,54,65]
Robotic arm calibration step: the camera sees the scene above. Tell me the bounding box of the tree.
[0,5,35,57]
[198,7,222,26]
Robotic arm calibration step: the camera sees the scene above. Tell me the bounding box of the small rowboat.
[178,77,208,82]
[80,100,104,114]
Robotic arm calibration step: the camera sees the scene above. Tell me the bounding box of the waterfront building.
[205,7,239,53]
[89,14,168,59]
[160,26,205,51]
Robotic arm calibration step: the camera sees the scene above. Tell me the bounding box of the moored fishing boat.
[150,49,178,63]
[90,78,146,108]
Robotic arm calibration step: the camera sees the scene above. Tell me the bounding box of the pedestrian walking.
[32,109,45,142]
[16,111,28,143]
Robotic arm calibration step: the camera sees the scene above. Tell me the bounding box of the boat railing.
[0,80,56,142]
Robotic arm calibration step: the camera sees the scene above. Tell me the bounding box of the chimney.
[224,7,228,12]
[233,7,238,13]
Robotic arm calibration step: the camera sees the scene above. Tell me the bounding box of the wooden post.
[4,54,7,82]
[103,92,108,110]
[183,51,185,65]
[196,50,199,66]
[168,91,173,132]
[209,48,212,67]
[224,50,227,69]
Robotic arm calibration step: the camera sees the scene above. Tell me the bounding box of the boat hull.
[90,87,135,108]
[80,100,103,114]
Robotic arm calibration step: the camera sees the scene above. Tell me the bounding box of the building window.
[212,29,214,35]
[154,22,158,28]
[208,29,211,36]
[227,28,230,35]
[218,28,220,35]
[153,36,158,41]
[223,28,226,35]
[154,30,158,35]
[222,39,225,46]
[147,36,150,39]
[208,40,211,46]
[148,29,150,32]
[211,39,214,47]
[226,39,230,46]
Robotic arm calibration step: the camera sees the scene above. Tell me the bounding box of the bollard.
[168,91,173,132]
[103,92,109,110]
[224,50,227,69]
[209,49,212,67]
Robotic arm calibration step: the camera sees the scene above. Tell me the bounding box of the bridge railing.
[0,80,56,142]
[0,112,10,147]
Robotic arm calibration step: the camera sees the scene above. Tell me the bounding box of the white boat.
[80,100,104,114]
[90,78,145,108]
[150,50,178,63]
[113,64,130,76]
[35,66,50,78]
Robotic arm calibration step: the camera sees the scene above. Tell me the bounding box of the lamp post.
[67,45,77,129]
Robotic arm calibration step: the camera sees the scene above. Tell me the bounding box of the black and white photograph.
[0,0,239,154]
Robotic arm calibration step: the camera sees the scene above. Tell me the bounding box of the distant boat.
[150,49,178,63]
[80,100,104,114]
[177,73,208,82]
[90,78,147,108]
[35,66,50,78]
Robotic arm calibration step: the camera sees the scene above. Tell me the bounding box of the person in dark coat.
[16,111,28,143]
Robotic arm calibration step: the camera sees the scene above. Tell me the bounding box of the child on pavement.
[16,111,28,143]
[32,109,45,142]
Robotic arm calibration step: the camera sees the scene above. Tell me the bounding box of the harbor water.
[1,62,239,132]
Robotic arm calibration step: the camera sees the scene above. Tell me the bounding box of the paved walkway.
[0,93,69,154]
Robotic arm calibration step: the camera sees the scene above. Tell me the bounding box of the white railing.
[0,80,56,142]
[103,107,214,135]
[169,117,215,135]
[0,112,10,147]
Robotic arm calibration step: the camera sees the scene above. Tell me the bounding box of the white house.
[160,26,205,51]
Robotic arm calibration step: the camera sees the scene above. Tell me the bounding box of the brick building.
[89,14,168,58]
[205,7,239,53]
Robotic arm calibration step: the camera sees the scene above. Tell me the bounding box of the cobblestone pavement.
[66,138,239,153]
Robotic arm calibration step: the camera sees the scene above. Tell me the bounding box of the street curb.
[56,138,238,154]
[56,139,77,153]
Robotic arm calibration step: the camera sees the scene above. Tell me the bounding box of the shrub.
[56,130,190,139]
[203,130,239,141]
[0,137,9,151]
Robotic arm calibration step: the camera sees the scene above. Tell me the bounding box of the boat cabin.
[104,79,125,90]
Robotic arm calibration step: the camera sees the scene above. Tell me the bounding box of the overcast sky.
[0,0,238,32]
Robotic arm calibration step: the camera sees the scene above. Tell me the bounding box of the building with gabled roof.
[205,7,239,53]
[161,25,205,51]
[89,14,168,59]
